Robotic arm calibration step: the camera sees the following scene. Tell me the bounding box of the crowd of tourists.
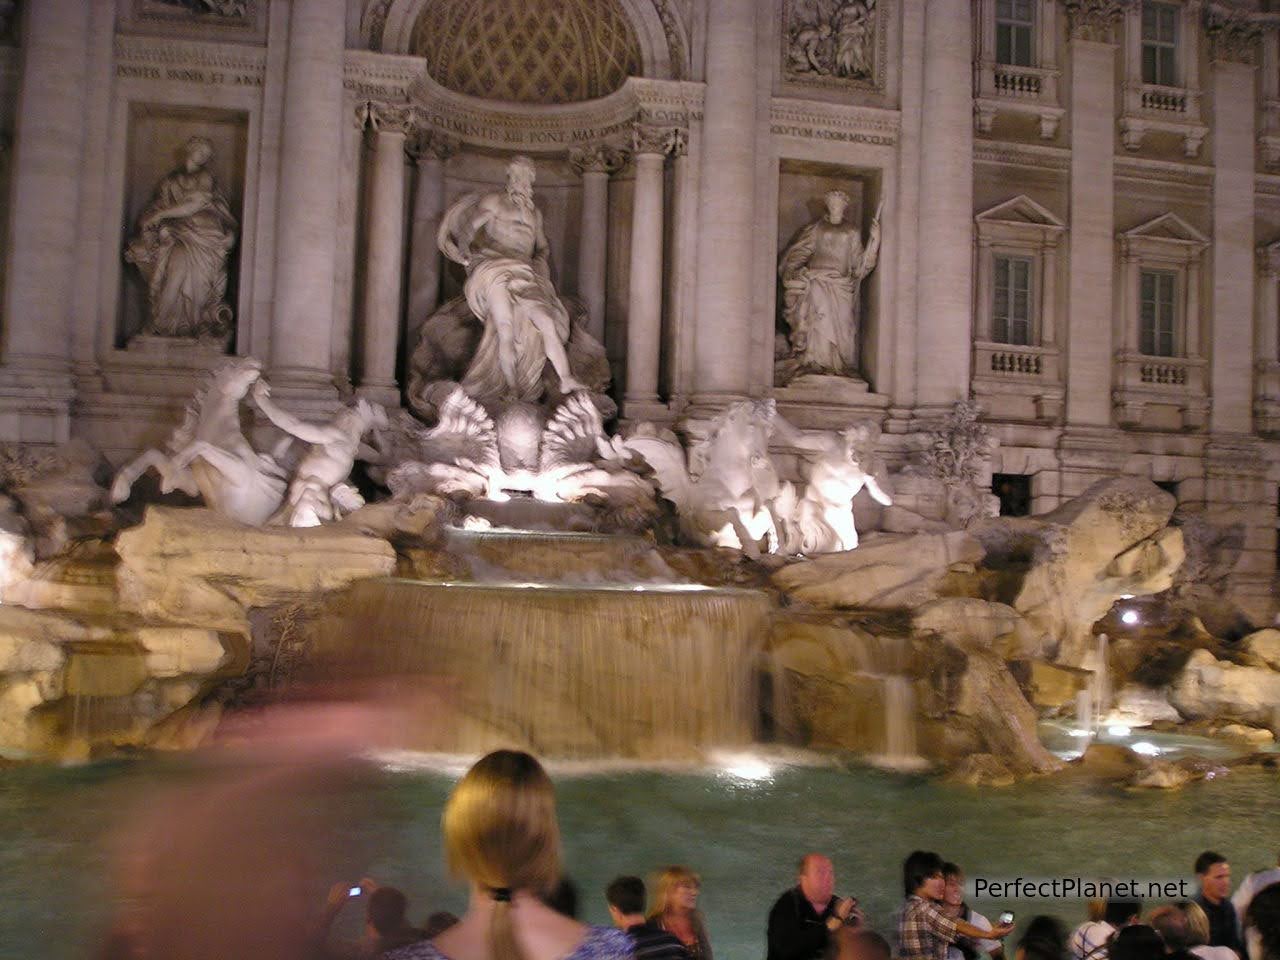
[96,748,1280,960]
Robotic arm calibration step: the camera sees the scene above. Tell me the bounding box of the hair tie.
[490,887,512,903]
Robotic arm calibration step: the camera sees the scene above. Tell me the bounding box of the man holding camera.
[767,853,864,960]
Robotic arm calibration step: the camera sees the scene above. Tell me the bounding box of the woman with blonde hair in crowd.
[1183,900,1240,960]
[648,865,714,960]
[386,750,631,960]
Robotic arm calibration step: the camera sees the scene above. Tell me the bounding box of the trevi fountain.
[0,0,1278,957]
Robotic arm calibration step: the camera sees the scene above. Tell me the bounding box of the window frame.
[1139,268,1179,357]
[992,253,1035,346]
[995,0,1036,68]
[1141,1,1179,87]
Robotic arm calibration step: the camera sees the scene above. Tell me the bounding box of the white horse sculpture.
[620,400,783,557]
[110,357,288,525]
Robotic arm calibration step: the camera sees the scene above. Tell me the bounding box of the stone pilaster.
[1197,438,1277,625]
[270,0,346,405]
[569,144,622,344]
[0,0,91,442]
[406,129,457,338]
[357,103,412,407]
[914,0,973,410]
[690,0,757,410]
[1209,19,1259,435]
[1058,0,1123,492]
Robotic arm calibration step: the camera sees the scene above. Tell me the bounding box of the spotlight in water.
[1068,728,1091,738]
[710,751,774,782]
[1107,724,1132,737]
[1121,610,1140,625]
[1119,593,1135,600]
[1130,741,1161,756]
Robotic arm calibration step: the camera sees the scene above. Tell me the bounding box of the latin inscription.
[115,63,263,87]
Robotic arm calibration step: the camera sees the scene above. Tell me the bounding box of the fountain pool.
[3,753,1277,960]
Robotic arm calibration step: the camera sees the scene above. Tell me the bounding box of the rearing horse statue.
[110,357,288,526]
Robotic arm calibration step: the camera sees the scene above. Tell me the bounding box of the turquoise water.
[2,754,1277,960]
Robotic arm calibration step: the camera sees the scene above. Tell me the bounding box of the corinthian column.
[691,0,757,407]
[406,130,456,337]
[358,103,411,407]
[569,145,619,344]
[270,0,345,403]
[625,126,669,409]
[914,0,973,409]
[0,0,91,438]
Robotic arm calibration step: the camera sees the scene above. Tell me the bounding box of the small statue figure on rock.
[125,136,238,342]
[777,190,882,384]
[251,382,389,527]
[775,421,892,553]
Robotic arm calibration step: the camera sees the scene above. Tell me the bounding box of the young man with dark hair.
[896,852,1013,960]
[1194,852,1243,956]
[606,875,691,960]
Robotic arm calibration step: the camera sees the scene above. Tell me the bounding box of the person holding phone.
[941,863,1006,960]
[767,853,864,960]
[896,852,1015,960]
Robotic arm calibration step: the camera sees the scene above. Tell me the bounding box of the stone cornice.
[343,49,424,101]
[769,98,900,147]
[1115,155,1214,187]
[399,69,702,154]
[973,140,1071,172]
[113,34,266,87]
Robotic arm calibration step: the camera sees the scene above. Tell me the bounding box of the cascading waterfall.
[309,577,772,759]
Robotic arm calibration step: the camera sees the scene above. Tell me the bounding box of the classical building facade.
[0,0,1278,615]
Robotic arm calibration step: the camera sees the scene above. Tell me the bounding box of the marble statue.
[251,383,389,527]
[777,190,882,382]
[619,400,784,558]
[383,387,652,509]
[436,156,586,405]
[920,399,999,527]
[150,0,249,16]
[110,357,287,525]
[775,421,892,553]
[125,136,238,340]
[785,0,877,81]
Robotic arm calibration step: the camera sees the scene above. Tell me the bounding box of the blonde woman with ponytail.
[386,750,632,960]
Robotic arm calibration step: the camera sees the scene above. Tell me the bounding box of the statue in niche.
[777,190,882,384]
[125,136,237,341]
[145,0,249,16]
[785,0,877,82]
[435,155,588,405]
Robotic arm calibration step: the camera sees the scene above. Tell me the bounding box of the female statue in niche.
[777,189,882,382]
[125,136,238,340]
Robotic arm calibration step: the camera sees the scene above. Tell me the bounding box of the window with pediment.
[971,196,1065,422]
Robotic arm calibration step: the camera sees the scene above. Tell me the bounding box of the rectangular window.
[993,473,1033,517]
[1140,269,1177,356]
[1141,2,1178,86]
[995,0,1035,67]
[993,255,1034,346]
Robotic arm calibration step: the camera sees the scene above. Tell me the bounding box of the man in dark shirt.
[1194,851,1244,957]
[767,853,861,960]
[606,875,691,960]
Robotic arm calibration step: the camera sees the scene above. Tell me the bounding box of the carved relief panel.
[781,0,887,93]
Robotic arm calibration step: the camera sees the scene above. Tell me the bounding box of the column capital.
[567,143,625,176]
[406,127,460,165]
[368,101,414,136]
[1206,8,1262,67]
[1063,0,1129,44]
[631,122,684,157]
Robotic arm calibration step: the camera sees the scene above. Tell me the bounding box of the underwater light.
[1121,610,1140,625]
[1107,724,1132,737]
[709,750,775,782]
[1130,741,1161,756]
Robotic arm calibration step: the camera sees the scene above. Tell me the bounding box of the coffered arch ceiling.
[365,0,685,96]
